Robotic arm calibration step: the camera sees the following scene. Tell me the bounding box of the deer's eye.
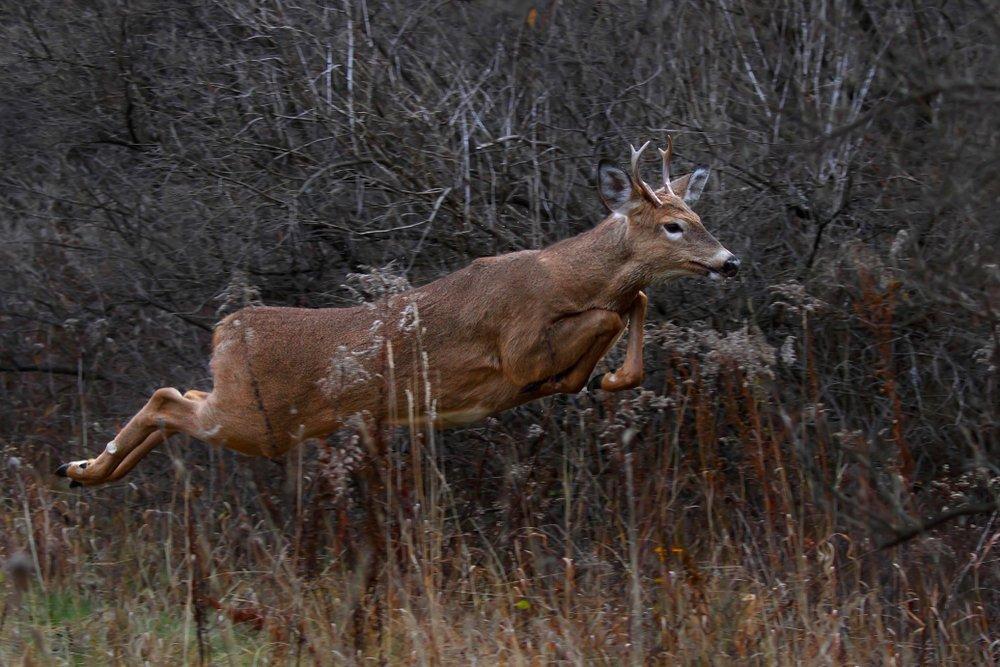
[664,222,683,235]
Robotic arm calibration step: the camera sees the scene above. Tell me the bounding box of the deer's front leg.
[590,291,647,392]
[503,309,625,395]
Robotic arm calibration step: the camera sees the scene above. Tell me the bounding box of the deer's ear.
[670,167,710,206]
[597,160,636,212]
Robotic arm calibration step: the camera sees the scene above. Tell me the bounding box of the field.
[1,1,997,664]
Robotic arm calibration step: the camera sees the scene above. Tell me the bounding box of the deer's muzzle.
[720,255,740,277]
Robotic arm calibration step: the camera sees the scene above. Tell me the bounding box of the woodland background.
[1,0,998,663]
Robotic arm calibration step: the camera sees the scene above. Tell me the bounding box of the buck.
[56,139,739,487]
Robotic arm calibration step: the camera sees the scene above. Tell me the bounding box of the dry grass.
[2,313,996,665]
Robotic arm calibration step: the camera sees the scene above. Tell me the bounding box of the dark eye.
[665,222,683,234]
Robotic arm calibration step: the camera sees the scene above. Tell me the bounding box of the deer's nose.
[721,255,740,277]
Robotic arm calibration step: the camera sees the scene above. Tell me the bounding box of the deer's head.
[597,139,739,281]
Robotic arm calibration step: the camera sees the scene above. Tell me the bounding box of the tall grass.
[2,272,996,664]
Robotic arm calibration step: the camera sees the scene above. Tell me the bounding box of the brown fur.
[58,146,736,485]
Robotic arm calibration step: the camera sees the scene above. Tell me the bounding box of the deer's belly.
[384,371,521,427]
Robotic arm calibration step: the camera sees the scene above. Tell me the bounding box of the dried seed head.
[4,552,33,592]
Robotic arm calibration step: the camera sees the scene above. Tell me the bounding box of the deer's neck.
[542,217,648,313]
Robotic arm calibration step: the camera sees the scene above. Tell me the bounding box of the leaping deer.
[56,139,739,487]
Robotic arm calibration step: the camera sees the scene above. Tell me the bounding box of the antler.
[628,141,662,206]
[658,135,675,196]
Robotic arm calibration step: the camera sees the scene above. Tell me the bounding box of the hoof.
[587,374,605,393]
[69,480,82,488]
[56,460,88,479]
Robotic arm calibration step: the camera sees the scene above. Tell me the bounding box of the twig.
[879,502,999,550]
[0,363,108,381]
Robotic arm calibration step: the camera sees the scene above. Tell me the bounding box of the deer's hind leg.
[56,388,209,487]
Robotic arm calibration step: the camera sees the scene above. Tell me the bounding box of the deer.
[55,139,739,487]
